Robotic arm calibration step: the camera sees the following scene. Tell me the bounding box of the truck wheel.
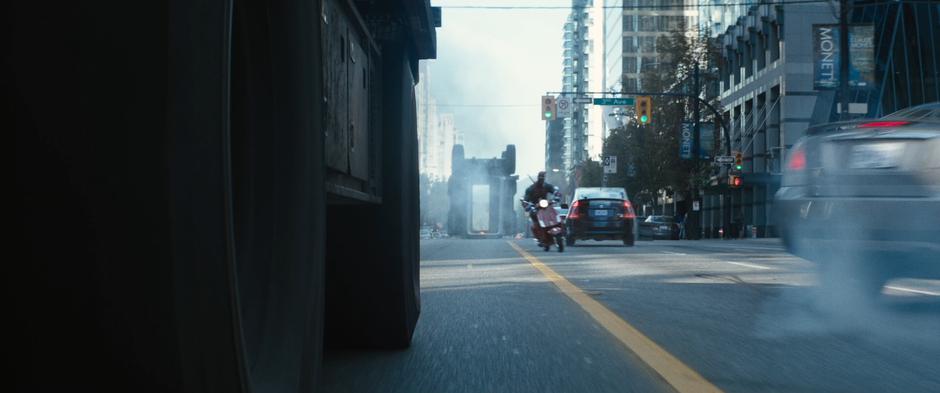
[817,254,889,312]
[623,235,635,246]
[227,1,326,389]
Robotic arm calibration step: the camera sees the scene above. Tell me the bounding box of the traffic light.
[729,175,742,188]
[734,151,743,171]
[542,95,557,121]
[635,96,652,124]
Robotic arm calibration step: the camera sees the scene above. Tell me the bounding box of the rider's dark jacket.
[524,182,557,205]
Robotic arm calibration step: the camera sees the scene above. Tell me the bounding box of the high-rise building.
[702,1,940,239]
[618,0,698,92]
[601,1,699,131]
[416,61,460,180]
[561,0,593,173]
[697,0,747,37]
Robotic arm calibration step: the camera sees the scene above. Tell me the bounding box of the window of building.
[624,56,637,73]
[757,32,767,70]
[770,22,781,62]
[639,16,656,32]
[745,38,754,78]
[624,77,638,92]
[624,37,638,52]
[640,36,656,52]
[623,15,634,32]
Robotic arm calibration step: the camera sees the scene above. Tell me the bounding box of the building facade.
[703,1,939,238]
[704,3,837,238]
[600,1,701,135]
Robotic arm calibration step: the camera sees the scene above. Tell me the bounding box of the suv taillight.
[567,200,581,219]
[859,121,910,128]
[786,146,806,171]
[622,201,636,219]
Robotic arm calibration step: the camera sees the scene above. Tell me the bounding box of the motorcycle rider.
[523,171,559,246]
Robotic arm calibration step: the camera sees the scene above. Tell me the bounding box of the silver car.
[775,103,940,295]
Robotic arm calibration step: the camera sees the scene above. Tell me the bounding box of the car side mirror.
[561,203,569,209]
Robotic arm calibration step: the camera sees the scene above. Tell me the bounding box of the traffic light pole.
[690,63,702,240]
[546,91,732,155]
[838,0,851,120]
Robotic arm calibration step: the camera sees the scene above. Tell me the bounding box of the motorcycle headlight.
[538,199,549,208]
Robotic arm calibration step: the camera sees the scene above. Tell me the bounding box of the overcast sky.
[421,0,570,182]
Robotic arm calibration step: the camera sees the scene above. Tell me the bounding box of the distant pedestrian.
[678,212,688,240]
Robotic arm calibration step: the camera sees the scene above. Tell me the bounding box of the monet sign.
[814,24,875,89]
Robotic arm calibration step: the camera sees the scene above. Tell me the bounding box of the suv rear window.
[579,191,624,199]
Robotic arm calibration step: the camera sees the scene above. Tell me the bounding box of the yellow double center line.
[508,241,723,393]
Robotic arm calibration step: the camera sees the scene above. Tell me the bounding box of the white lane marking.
[694,244,783,252]
[884,286,940,296]
[725,261,772,270]
[661,251,687,256]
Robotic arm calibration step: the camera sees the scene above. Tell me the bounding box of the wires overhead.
[439,0,833,11]
[436,104,538,108]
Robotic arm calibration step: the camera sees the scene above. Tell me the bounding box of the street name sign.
[593,97,635,106]
[715,155,735,164]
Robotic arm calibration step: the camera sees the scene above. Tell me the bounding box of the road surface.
[322,238,940,393]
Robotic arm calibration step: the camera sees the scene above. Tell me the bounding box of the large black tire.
[557,235,565,252]
[623,235,636,247]
[13,1,326,391]
[817,256,889,316]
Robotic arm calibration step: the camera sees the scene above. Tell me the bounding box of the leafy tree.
[601,26,720,210]
[571,159,603,189]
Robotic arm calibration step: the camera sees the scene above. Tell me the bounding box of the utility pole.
[690,62,702,240]
[839,0,851,120]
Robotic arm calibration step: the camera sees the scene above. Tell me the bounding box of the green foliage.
[571,159,603,189]
[602,28,720,207]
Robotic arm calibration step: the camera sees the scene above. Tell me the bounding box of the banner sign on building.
[849,25,875,88]
[814,25,840,89]
[813,24,875,89]
[680,122,693,160]
[679,122,712,160]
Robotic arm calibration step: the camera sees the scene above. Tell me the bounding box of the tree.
[571,159,603,189]
[601,26,720,211]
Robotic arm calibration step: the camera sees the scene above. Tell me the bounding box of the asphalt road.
[322,238,940,393]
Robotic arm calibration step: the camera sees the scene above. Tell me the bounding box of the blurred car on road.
[775,102,940,296]
[419,227,434,240]
[565,187,637,246]
[638,215,680,240]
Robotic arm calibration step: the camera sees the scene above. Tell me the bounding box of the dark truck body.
[12,1,438,391]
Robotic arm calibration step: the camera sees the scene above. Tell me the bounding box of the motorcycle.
[521,198,566,252]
